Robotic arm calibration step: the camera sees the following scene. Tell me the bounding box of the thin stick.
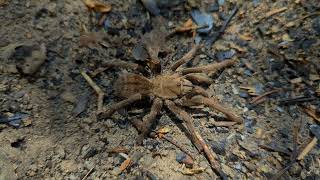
[98,93,142,119]
[170,44,200,71]
[181,59,235,75]
[162,134,195,160]
[81,71,105,113]
[297,137,318,160]
[81,167,94,180]
[206,5,238,46]
[265,7,287,18]
[250,89,281,104]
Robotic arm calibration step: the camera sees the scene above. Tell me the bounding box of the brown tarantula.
[81,44,242,175]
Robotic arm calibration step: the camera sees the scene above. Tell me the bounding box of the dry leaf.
[83,0,111,13]
[119,159,132,171]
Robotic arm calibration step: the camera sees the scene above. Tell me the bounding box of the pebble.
[210,141,226,155]
[176,152,193,168]
[239,92,249,98]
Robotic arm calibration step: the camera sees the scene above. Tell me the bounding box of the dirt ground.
[0,0,319,179]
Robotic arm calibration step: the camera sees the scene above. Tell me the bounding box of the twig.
[81,71,105,113]
[265,7,287,18]
[302,106,320,123]
[206,4,239,46]
[279,96,316,105]
[211,121,237,127]
[272,119,302,180]
[162,134,195,160]
[250,89,281,104]
[297,137,318,160]
[81,167,94,180]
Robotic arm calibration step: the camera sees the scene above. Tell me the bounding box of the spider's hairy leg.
[90,60,140,77]
[170,44,200,71]
[164,100,203,151]
[137,98,163,144]
[181,59,236,75]
[184,73,213,85]
[98,93,143,119]
[164,100,225,177]
[191,95,243,123]
[81,71,105,113]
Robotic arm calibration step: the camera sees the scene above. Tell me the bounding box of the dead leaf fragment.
[120,159,132,171]
[83,0,111,13]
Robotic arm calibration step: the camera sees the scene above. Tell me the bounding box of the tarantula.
[81,44,242,175]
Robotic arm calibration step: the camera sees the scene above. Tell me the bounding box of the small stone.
[210,141,226,155]
[239,92,249,98]
[176,152,193,168]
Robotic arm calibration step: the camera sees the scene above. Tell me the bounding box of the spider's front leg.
[181,59,236,75]
[190,95,243,123]
[136,98,163,144]
[98,93,143,119]
[90,60,140,77]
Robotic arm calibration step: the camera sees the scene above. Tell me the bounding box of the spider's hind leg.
[98,93,143,119]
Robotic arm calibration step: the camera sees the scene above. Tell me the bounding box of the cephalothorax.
[81,44,242,177]
[114,73,193,99]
